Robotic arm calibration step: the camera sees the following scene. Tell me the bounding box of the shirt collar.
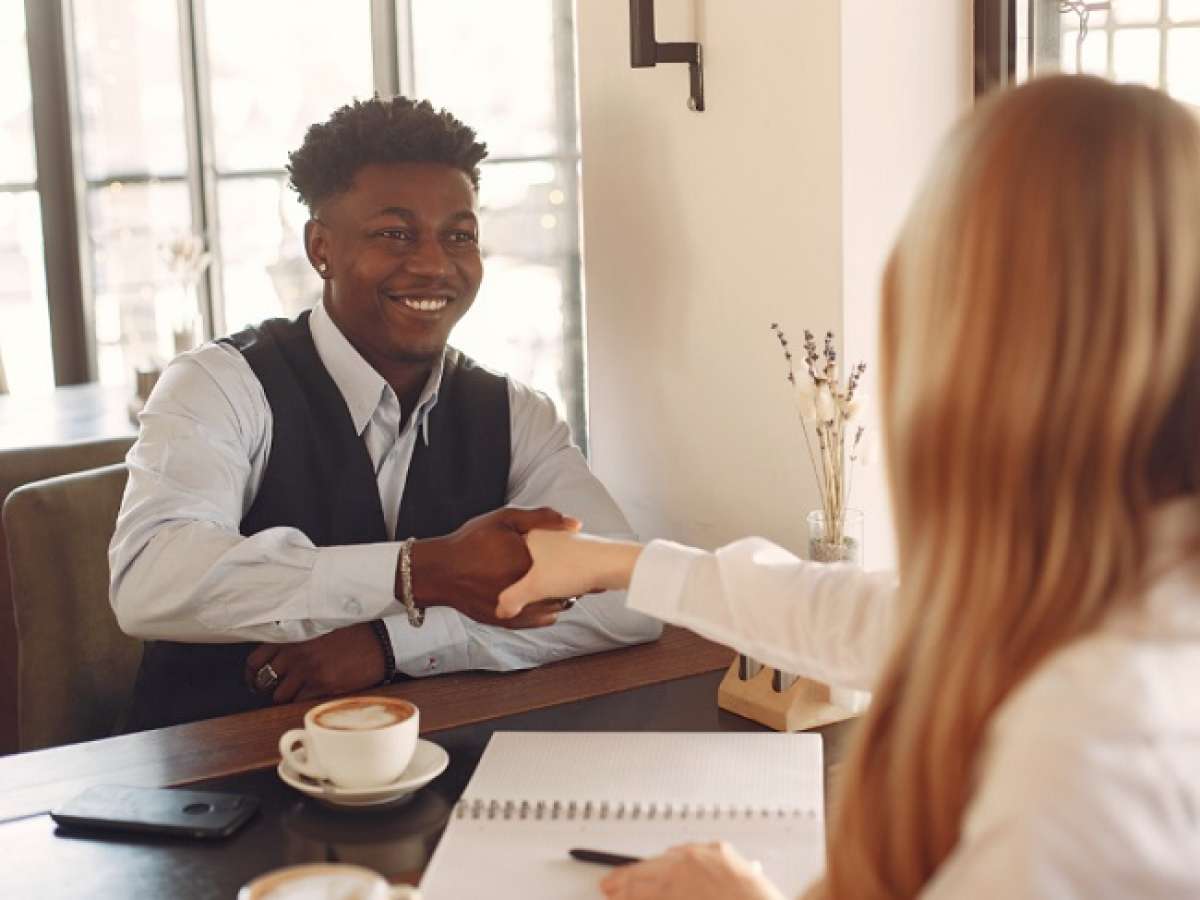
[308,301,445,441]
[1121,496,1200,638]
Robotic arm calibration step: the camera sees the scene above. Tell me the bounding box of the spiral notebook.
[419,732,825,899]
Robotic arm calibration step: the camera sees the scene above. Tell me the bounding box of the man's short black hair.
[287,95,488,211]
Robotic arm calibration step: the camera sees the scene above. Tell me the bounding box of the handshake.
[406,506,643,630]
[245,506,643,705]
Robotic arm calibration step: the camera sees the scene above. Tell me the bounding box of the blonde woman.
[497,76,1200,898]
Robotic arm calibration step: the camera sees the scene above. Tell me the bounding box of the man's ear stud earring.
[317,262,328,274]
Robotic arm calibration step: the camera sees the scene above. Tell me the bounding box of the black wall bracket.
[629,0,705,112]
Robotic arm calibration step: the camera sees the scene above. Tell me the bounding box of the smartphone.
[50,784,259,839]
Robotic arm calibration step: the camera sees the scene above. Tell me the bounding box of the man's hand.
[406,506,581,628]
[245,623,386,704]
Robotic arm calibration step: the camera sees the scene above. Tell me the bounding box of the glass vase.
[807,508,863,564]
[806,508,870,713]
[168,281,202,357]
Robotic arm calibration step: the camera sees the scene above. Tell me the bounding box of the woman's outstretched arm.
[499,530,897,691]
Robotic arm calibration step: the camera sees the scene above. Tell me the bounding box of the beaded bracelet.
[369,619,397,683]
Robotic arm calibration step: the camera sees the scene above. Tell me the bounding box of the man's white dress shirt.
[110,302,660,676]
[627,501,1200,897]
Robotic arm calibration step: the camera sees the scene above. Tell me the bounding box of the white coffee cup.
[279,696,419,790]
[238,863,420,899]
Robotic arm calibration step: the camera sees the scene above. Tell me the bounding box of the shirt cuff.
[310,542,403,621]
[383,606,470,678]
[627,539,708,622]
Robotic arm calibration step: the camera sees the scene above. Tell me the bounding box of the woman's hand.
[495,530,643,619]
[599,842,787,900]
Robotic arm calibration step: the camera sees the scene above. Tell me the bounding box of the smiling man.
[109,97,660,730]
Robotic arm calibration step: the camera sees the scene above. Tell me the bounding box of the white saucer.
[277,738,449,809]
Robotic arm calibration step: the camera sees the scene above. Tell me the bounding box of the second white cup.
[238,863,419,899]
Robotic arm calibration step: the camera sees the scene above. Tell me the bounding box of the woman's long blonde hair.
[819,77,1200,897]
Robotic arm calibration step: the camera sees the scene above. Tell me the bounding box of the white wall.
[840,1,973,568]
[578,0,970,565]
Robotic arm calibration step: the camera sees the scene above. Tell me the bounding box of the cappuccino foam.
[314,700,411,731]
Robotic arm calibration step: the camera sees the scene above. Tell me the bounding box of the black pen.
[569,847,643,867]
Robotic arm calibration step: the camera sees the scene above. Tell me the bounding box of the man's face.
[308,161,482,367]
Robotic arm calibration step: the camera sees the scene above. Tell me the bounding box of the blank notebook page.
[419,732,825,900]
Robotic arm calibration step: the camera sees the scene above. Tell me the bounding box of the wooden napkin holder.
[717,657,858,732]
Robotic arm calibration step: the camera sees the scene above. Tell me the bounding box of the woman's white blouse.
[626,501,1200,898]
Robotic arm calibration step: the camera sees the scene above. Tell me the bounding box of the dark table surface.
[0,627,732,823]
[0,671,856,899]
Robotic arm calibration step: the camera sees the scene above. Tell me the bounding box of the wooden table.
[0,629,856,898]
[0,383,135,450]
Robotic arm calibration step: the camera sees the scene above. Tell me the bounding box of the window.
[0,2,52,394]
[202,0,373,335]
[72,0,193,385]
[1017,1,1200,103]
[14,1,586,444]
[409,0,584,437]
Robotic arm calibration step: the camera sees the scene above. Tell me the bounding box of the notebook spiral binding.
[453,799,817,821]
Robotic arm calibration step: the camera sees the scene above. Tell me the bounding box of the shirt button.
[426,656,439,672]
[345,599,362,616]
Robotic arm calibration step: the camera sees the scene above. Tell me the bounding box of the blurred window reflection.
[0,3,53,394]
[204,2,373,175]
[74,0,188,180]
[202,1,372,338]
[215,176,314,328]
[1030,0,1200,101]
[86,181,193,385]
[411,0,558,159]
[411,0,584,437]
[72,0,193,387]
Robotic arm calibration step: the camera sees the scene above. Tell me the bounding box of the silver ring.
[560,597,577,611]
[254,662,280,692]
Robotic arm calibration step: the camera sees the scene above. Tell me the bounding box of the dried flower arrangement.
[771,323,868,562]
[161,233,212,284]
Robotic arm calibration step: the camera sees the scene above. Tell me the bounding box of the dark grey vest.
[126,312,510,730]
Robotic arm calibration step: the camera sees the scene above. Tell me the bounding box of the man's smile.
[382,291,454,315]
